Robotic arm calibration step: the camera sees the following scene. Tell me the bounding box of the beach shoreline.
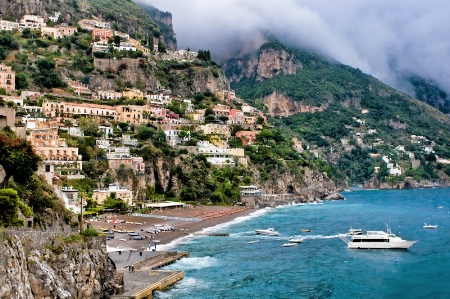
[88,205,257,251]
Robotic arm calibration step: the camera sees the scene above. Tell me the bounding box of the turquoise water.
[155,188,450,299]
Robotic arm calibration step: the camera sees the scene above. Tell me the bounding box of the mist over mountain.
[141,0,450,96]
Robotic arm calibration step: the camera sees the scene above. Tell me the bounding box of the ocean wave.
[201,208,272,233]
[154,277,210,298]
[169,256,218,270]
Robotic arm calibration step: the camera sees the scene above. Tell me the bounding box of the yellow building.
[122,88,144,100]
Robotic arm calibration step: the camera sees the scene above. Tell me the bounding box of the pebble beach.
[88,205,253,251]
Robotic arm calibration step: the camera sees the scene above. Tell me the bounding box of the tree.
[137,126,155,140]
[0,188,27,227]
[103,196,128,212]
[0,133,40,187]
[33,58,66,88]
[157,38,166,53]
[78,117,100,137]
[15,73,29,90]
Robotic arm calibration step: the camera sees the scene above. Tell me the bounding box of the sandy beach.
[88,205,255,251]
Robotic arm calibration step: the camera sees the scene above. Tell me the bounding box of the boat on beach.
[339,225,417,249]
[255,228,280,236]
[423,223,438,229]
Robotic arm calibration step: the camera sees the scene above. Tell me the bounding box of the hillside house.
[92,90,122,100]
[0,19,19,31]
[42,101,118,119]
[92,28,113,42]
[19,15,46,30]
[93,183,133,205]
[119,42,137,51]
[197,141,235,166]
[79,19,111,30]
[236,131,257,145]
[198,123,231,137]
[228,109,245,124]
[213,104,231,118]
[0,64,15,91]
[122,88,144,100]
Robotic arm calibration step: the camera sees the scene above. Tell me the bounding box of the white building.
[122,134,139,147]
[99,125,113,138]
[164,130,190,146]
[119,42,137,51]
[0,19,19,31]
[19,15,46,30]
[197,141,235,166]
[67,126,84,137]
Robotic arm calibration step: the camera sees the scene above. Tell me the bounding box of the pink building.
[235,130,257,146]
[228,109,245,124]
[0,64,15,91]
[92,28,113,42]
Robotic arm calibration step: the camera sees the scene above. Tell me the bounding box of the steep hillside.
[409,76,450,115]
[0,0,177,49]
[223,39,450,185]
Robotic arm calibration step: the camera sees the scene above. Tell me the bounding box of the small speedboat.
[300,228,311,232]
[255,228,280,236]
[288,238,304,243]
[281,243,297,247]
[423,223,438,229]
[248,240,259,244]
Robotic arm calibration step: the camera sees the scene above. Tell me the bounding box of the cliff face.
[223,48,300,83]
[92,58,161,92]
[92,58,229,95]
[262,91,325,117]
[0,233,122,299]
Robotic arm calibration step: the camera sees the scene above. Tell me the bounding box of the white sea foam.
[301,234,342,240]
[157,208,272,250]
[201,208,271,233]
[154,277,210,298]
[169,256,218,270]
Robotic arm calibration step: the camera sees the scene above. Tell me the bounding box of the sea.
[154,188,450,299]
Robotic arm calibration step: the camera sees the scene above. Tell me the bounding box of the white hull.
[255,228,280,236]
[347,240,417,249]
[255,231,280,236]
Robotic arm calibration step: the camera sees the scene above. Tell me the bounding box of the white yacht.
[281,243,297,247]
[340,225,417,249]
[255,228,280,236]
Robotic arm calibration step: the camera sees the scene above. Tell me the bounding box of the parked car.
[106,235,114,240]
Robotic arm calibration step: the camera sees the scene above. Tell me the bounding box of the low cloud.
[140,0,450,93]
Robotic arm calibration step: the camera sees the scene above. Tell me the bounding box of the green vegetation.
[229,40,450,184]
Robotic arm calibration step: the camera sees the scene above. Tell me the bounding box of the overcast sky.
[140,0,450,93]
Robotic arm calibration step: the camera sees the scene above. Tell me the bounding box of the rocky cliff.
[0,233,122,299]
[92,58,229,95]
[223,48,300,83]
[262,91,325,117]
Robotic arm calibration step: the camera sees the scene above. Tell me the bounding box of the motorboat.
[347,228,363,235]
[437,205,444,209]
[300,228,311,232]
[248,240,259,244]
[288,238,304,243]
[423,223,438,229]
[281,243,297,247]
[339,225,417,249]
[255,228,280,236]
